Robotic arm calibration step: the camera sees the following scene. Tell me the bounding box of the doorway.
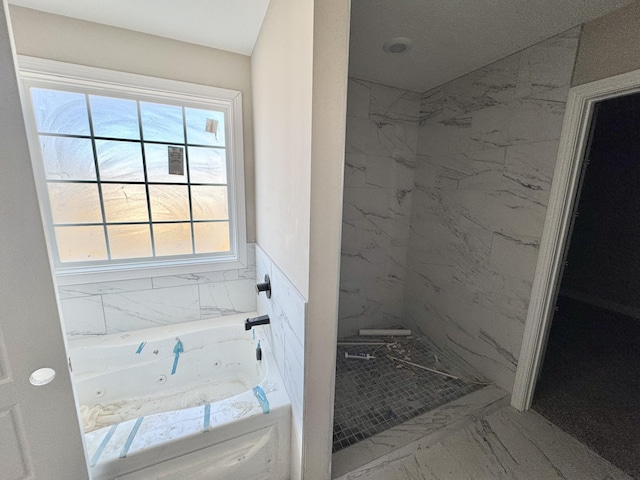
[512,68,640,412]
[532,92,640,478]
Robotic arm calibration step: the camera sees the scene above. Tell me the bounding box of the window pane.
[149,185,190,221]
[30,88,90,135]
[48,183,102,224]
[191,186,228,220]
[96,140,144,181]
[185,107,225,147]
[194,222,230,253]
[141,101,184,143]
[108,224,152,259]
[102,184,149,223]
[188,147,227,184]
[153,223,192,256]
[55,226,107,262]
[40,136,96,180]
[145,143,187,183]
[90,95,140,140]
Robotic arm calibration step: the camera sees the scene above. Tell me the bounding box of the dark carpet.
[533,295,640,479]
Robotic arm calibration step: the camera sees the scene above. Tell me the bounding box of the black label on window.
[168,146,184,176]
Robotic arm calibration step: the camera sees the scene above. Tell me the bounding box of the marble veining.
[404,28,581,391]
[339,78,420,337]
[255,245,306,450]
[332,386,508,478]
[334,400,631,480]
[59,243,257,337]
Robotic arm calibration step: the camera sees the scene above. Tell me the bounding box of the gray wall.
[573,0,640,86]
[403,28,581,390]
[339,78,419,337]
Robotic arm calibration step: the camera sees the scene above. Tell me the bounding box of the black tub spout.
[245,314,270,330]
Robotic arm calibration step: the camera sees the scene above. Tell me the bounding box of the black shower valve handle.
[256,274,271,299]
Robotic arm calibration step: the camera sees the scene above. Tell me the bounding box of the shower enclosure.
[334,24,582,459]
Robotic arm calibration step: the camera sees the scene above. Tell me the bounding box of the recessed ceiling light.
[383,37,412,55]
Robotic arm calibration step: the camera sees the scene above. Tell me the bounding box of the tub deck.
[71,313,291,480]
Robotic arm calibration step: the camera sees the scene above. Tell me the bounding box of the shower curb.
[331,385,508,479]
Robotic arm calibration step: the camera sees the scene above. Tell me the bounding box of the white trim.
[511,67,640,411]
[53,258,247,286]
[17,57,248,285]
[18,56,242,104]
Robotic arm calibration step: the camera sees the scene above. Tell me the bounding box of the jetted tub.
[70,313,290,480]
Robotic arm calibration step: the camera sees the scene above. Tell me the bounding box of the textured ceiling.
[349,0,632,92]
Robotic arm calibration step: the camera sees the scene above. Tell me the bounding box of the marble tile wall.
[59,244,257,336]
[403,28,581,391]
[339,78,420,337]
[255,244,306,457]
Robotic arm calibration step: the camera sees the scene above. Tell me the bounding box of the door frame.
[511,67,640,411]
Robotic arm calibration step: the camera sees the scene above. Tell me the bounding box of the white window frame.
[18,56,247,286]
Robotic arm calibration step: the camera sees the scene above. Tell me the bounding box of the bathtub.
[69,313,290,480]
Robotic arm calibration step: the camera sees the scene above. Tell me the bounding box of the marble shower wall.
[59,243,257,336]
[404,28,581,391]
[339,78,420,337]
[255,244,306,457]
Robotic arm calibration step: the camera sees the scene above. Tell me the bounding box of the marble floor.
[333,388,631,480]
[333,336,484,452]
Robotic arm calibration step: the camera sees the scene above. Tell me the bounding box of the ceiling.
[349,0,632,92]
[8,0,271,56]
[8,0,633,91]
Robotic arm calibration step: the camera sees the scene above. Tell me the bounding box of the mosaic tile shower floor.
[332,334,484,452]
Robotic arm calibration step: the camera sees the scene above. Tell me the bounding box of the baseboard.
[559,288,640,321]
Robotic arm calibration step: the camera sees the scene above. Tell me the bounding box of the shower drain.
[94,388,105,398]
[157,375,167,384]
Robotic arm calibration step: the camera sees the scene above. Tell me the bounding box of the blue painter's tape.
[89,424,117,468]
[203,403,211,432]
[252,386,270,414]
[135,342,146,354]
[119,417,144,459]
[171,339,183,375]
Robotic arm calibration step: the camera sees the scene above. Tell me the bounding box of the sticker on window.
[168,146,184,175]
[206,118,218,139]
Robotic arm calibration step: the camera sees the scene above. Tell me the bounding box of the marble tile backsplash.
[339,78,420,337]
[404,28,581,391]
[255,245,306,453]
[59,244,257,336]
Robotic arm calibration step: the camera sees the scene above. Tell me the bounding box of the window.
[19,57,247,284]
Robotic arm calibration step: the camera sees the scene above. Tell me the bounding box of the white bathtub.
[69,313,290,480]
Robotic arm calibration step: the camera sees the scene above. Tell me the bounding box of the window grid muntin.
[135,98,156,257]
[35,87,231,266]
[84,93,112,260]
[181,105,197,255]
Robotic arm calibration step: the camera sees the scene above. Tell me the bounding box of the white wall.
[305,0,350,477]
[252,0,350,479]
[251,1,313,477]
[0,2,88,476]
[251,0,313,298]
[9,5,256,242]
